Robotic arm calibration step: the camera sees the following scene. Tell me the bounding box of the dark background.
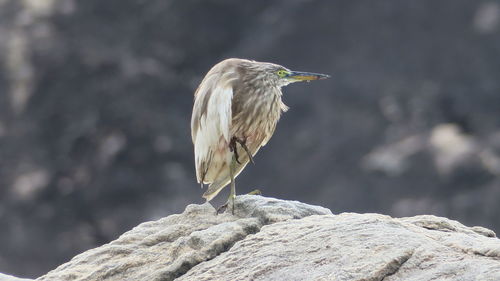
[1,0,500,278]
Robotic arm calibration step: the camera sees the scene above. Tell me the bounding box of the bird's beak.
[287,71,330,82]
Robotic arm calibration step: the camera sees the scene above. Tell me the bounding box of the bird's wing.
[191,72,234,184]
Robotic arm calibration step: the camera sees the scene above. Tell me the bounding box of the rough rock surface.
[180,214,500,281]
[0,273,33,281]
[25,195,500,281]
[37,196,331,281]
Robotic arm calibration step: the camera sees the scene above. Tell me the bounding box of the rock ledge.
[4,195,500,281]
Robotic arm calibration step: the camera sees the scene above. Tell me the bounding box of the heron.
[191,58,329,213]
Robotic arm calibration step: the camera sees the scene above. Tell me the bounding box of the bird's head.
[274,66,330,87]
[243,60,330,88]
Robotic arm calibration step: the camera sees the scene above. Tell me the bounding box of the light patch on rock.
[430,123,476,176]
[474,2,500,34]
[6,29,33,114]
[480,148,500,176]
[98,132,127,166]
[12,170,49,201]
[21,0,56,17]
[362,135,426,176]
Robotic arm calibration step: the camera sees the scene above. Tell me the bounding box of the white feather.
[192,77,233,184]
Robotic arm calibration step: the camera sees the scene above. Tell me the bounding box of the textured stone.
[180,213,500,281]
[36,195,331,281]
[0,273,33,281]
[20,196,500,281]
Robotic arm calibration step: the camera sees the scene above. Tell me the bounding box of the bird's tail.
[202,177,231,201]
[202,153,252,201]
[202,143,263,202]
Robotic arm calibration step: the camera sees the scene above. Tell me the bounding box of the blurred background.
[1,0,500,278]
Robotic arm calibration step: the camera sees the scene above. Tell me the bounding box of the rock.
[0,273,33,281]
[33,196,500,281]
[180,212,500,281]
[36,195,331,281]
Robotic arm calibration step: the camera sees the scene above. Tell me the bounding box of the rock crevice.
[379,250,414,281]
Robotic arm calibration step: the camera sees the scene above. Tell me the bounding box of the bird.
[191,58,329,213]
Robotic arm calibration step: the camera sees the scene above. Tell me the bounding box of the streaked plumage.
[191,58,328,205]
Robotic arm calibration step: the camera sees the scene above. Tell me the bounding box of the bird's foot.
[215,190,259,215]
[229,138,242,164]
[216,203,228,215]
[236,139,254,164]
[216,194,236,215]
[247,189,262,196]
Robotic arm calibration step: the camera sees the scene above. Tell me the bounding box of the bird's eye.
[277,70,288,78]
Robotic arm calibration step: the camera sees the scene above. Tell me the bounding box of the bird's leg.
[236,138,254,164]
[229,153,237,215]
[216,153,238,215]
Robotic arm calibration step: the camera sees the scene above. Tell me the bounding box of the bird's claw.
[229,138,242,164]
[237,139,254,164]
[247,189,262,196]
[216,203,228,215]
[230,137,254,164]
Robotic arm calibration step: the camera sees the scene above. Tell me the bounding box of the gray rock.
[233,195,333,223]
[180,213,500,281]
[34,196,500,281]
[0,273,33,281]
[36,195,330,281]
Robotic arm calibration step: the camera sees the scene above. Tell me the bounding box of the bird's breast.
[231,89,285,146]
